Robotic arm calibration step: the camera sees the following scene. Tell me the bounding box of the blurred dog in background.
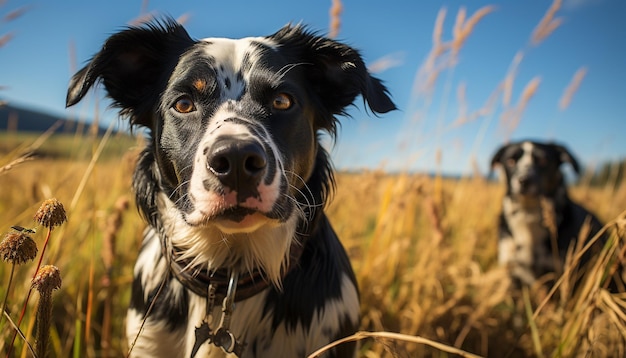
[491,140,622,291]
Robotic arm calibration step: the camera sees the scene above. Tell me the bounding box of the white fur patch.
[127,309,187,357]
[199,37,278,101]
[127,229,187,357]
[160,194,297,287]
[509,141,535,194]
[134,228,169,294]
[501,196,551,285]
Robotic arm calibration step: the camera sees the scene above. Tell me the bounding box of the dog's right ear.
[66,18,194,127]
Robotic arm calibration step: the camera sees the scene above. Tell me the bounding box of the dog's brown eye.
[272,93,292,110]
[174,96,196,113]
[506,158,517,167]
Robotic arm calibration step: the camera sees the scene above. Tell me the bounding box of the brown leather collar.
[169,242,303,302]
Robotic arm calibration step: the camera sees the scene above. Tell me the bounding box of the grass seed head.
[34,198,67,229]
[0,231,38,264]
[329,0,343,39]
[32,265,62,294]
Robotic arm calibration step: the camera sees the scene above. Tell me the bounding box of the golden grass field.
[1,1,626,357]
[0,132,625,358]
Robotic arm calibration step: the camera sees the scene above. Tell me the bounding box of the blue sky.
[1,0,625,175]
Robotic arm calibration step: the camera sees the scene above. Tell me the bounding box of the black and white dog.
[490,140,615,289]
[66,19,395,357]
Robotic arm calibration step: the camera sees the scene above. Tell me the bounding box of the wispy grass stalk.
[307,331,483,358]
[523,286,544,358]
[2,310,36,357]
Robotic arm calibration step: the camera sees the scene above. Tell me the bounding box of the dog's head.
[66,19,395,280]
[490,140,580,197]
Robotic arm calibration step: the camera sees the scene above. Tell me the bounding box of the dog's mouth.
[186,205,278,234]
[218,206,257,222]
[215,211,275,234]
[516,185,540,196]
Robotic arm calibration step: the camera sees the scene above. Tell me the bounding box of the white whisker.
[272,62,312,83]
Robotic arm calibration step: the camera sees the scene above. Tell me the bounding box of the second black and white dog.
[66,19,395,357]
[491,140,617,289]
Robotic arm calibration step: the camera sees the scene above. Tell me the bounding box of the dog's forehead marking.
[193,78,207,92]
[521,141,534,153]
[518,141,535,167]
[199,36,278,100]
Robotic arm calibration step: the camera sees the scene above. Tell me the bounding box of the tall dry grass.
[325,172,625,357]
[0,133,142,357]
[1,1,625,357]
[2,150,623,357]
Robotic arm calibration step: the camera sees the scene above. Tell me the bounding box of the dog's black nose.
[517,174,537,194]
[518,174,533,187]
[518,175,530,187]
[207,137,267,195]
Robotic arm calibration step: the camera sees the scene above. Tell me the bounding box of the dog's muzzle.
[513,167,540,195]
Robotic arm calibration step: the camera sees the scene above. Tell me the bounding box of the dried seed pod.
[0,231,38,265]
[34,198,67,229]
[32,265,62,294]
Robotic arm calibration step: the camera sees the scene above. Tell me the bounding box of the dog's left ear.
[270,25,396,120]
[552,143,581,175]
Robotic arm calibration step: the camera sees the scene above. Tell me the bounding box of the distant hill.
[0,102,109,135]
